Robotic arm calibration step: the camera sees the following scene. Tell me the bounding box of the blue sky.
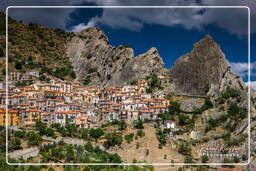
[1,0,256,86]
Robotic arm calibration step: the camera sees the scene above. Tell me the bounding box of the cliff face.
[66,28,166,87]
[170,35,232,96]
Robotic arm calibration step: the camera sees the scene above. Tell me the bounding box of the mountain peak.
[79,27,109,43]
[193,34,220,51]
[170,35,230,96]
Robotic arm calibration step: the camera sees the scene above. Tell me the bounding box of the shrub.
[130,80,137,85]
[83,77,91,85]
[184,156,193,163]
[15,61,23,70]
[168,102,181,115]
[149,74,159,88]
[124,133,134,143]
[70,71,76,79]
[201,155,209,163]
[146,87,153,93]
[134,120,144,129]
[222,87,240,99]
[178,140,191,155]
[156,129,167,145]
[228,103,247,119]
[89,128,104,140]
[9,138,21,151]
[14,131,26,138]
[84,142,94,152]
[118,120,127,130]
[27,132,42,146]
[137,130,145,138]
[104,132,123,149]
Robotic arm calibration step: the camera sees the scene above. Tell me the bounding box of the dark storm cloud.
[71,0,254,36]
[0,0,255,34]
[1,0,84,29]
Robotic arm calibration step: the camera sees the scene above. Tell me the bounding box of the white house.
[164,120,175,129]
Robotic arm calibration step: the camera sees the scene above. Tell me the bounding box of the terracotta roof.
[151,106,168,109]
[25,109,43,112]
[55,111,80,114]
[155,98,168,101]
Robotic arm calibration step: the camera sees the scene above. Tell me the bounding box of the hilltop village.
[0,70,173,129]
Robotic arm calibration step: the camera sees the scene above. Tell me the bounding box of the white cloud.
[245,81,256,90]
[70,18,98,32]
[230,61,256,77]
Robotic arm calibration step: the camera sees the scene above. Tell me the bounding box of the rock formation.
[170,35,233,96]
[67,28,166,87]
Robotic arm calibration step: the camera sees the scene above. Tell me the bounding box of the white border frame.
[5,6,251,166]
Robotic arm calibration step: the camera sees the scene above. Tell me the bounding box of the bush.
[178,114,191,126]
[130,80,137,85]
[193,97,213,114]
[89,128,104,140]
[168,102,181,115]
[146,87,153,93]
[104,132,123,149]
[184,156,193,163]
[158,112,171,120]
[134,120,144,129]
[178,140,191,155]
[149,74,159,88]
[15,61,23,70]
[156,129,167,145]
[137,130,145,138]
[9,138,21,151]
[14,131,26,138]
[124,133,134,143]
[70,71,76,79]
[222,87,240,99]
[83,77,91,85]
[84,142,94,152]
[201,155,209,163]
[118,120,127,130]
[228,103,247,119]
[27,132,42,146]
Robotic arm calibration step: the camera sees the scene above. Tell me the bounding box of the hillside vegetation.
[0,12,76,80]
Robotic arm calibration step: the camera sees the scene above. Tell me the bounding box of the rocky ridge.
[67,28,167,87]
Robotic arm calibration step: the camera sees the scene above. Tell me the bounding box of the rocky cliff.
[170,35,237,96]
[67,28,166,87]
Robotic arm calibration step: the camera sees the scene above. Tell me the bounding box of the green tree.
[84,142,94,152]
[124,133,134,143]
[9,138,21,151]
[104,132,123,149]
[118,120,127,130]
[149,74,159,87]
[89,128,104,140]
[201,155,209,163]
[137,130,145,138]
[178,140,191,155]
[146,87,153,93]
[27,132,42,146]
[168,102,181,115]
[134,120,144,129]
[15,61,23,70]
